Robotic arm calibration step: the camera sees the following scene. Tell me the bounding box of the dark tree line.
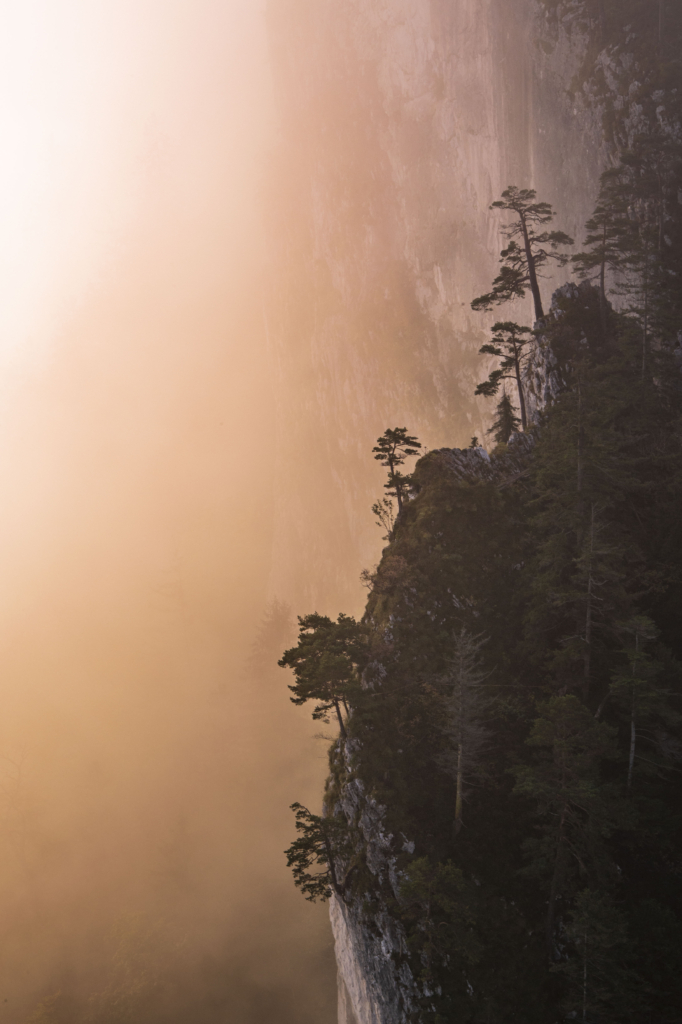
[280,89,682,1024]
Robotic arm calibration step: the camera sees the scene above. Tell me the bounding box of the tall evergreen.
[475,321,533,428]
[471,186,573,321]
[372,428,422,513]
[487,392,521,445]
[572,168,631,325]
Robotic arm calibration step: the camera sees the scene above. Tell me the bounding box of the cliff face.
[265,5,603,1018]
[265,0,604,612]
[329,752,418,1024]
[328,437,535,1024]
[267,5,682,1020]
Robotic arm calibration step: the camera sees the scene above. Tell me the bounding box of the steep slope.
[323,288,682,1022]
[271,3,682,1021]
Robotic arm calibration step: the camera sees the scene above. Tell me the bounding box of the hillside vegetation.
[281,8,682,1016]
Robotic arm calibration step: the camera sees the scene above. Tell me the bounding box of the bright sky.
[0,0,269,360]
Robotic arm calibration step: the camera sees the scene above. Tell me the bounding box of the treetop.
[372,427,422,465]
[491,185,556,223]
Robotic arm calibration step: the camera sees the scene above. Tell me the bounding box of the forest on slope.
[280,3,682,1020]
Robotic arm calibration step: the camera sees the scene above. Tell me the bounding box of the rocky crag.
[329,433,536,1024]
[268,2,682,1021]
[265,0,605,612]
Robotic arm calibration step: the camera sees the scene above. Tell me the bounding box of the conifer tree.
[398,858,481,982]
[612,221,661,378]
[372,428,422,513]
[436,630,491,835]
[471,186,573,321]
[278,613,367,740]
[572,168,631,325]
[487,392,521,444]
[512,696,629,959]
[475,321,532,429]
[608,617,668,790]
[284,803,357,902]
[552,889,633,1023]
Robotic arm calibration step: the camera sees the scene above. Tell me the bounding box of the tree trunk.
[576,381,585,551]
[628,692,636,791]
[454,743,463,835]
[391,469,403,513]
[520,214,545,321]
[583,505,595,700]
[546,805,568,959]
[513,353,528,430]
[334,699,348,741]
[582,929,588,1022]
[599,223,607,330]
[641,265,649,380]
[628,633,639,790]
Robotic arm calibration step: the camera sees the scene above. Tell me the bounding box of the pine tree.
[475,321,533,429]
[512,696,630,959]
[284,803,357,902]
[487,392,521,444]
[608,616,671,791]
[435,630,491,835]
[552,889,634,1024]
[471,186,573,321]
[372,428,422,513]
[278,613,367,740]
[572,168,631,326]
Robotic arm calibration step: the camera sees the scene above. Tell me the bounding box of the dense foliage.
[283,283,682,1020]
[282,99,682,1024]
[279,10,682,1020]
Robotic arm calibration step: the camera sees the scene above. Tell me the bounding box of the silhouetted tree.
[572,169,631,325]
[471,187,573,321]
[372,428,422,513]
[475,321,532,429]
[278,613,367,740]
[285,803,357,902]
[487,392,521,445]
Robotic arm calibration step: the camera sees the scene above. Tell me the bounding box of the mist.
[0,0,600,1020]
[0,2,336,1021]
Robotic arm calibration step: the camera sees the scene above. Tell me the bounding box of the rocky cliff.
[265,0,605,613]
[267,3,682,1021]
[328,434,536,1024]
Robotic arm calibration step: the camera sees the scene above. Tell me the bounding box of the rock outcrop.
[330,429,535,1024]
[265,0,604,612]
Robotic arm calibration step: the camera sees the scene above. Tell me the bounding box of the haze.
[0,2,337,1021]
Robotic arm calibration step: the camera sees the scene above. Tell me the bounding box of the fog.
[0,1,597,1019]
[0,2,337,1021]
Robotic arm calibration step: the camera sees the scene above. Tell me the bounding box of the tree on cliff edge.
[472,186,573,321]
[372,428,422,514]
[487,392,521,444]
[475,321,532,429]
[285,803,356,902]
[278,612,367,740]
